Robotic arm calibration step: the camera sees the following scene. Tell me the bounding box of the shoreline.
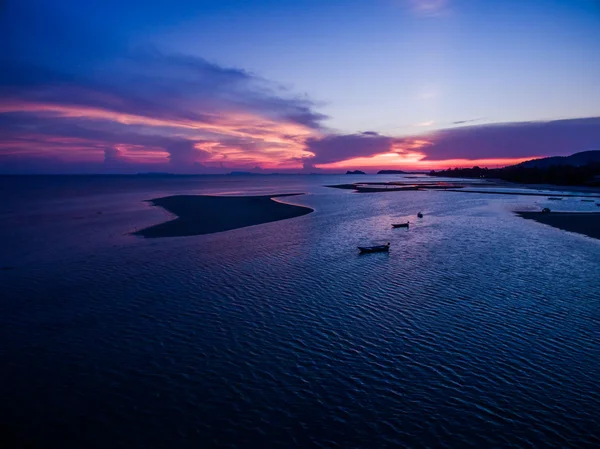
[134,194,313,238]
[516,211,600,240]
[325,182,600,198]
[444,189,600,198]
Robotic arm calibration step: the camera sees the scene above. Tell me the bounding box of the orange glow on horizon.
[317,152,536,171]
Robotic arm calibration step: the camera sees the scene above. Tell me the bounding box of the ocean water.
[1,175,600,448]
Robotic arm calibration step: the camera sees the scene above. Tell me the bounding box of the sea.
[1,174,600,448]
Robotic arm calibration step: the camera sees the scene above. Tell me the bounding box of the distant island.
[377,170,406,175]
[346,170,366,175]
[429,150,600,186]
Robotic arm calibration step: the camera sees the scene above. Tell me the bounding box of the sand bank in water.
[135,194,313,238]
[516,211,600,240]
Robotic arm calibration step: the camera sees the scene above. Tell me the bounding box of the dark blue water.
[1,175,600,448]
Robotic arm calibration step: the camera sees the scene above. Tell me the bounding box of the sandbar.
[516,211,600,240]
[445,189,600,198]
[134,194,313,238]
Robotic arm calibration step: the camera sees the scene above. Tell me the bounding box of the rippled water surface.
[1,175,600,448]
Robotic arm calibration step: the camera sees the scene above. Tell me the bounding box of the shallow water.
[1,175,600,448]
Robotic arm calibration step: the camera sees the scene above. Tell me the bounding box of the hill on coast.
[429,150,600,186]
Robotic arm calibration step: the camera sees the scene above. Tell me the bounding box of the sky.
[1,0,599,173]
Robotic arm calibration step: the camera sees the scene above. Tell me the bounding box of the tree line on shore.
[430,163,600,186]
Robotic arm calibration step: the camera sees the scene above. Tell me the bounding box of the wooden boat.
[392,222,410,228]
[358,243,390,253]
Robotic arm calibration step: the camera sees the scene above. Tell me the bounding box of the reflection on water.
[1,175,600,448]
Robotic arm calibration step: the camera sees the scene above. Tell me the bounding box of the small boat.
[358,243,390,253]
[548,197,563,200]
[392,222,410,228]
[581,199,594,202]
[541,207,551,213]
[417,212,423,218]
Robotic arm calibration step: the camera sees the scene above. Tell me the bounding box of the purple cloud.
[104,147,125,163]
[166,140,210,166]
[422,117,600,160]
[305,132,404,164]
[299,118,600,167]
[0,47,330,173]
[0,50,327,131]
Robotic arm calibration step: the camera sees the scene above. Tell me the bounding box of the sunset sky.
[1,0,599,173]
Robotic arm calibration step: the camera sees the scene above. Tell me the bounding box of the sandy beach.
[135,194,313,238]
[516,211,600,240]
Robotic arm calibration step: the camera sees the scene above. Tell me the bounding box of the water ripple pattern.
[1,175,600,448]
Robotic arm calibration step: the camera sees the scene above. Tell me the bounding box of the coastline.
[134,194,313,238]
[516,211,600,240]
[325,181,600,201]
